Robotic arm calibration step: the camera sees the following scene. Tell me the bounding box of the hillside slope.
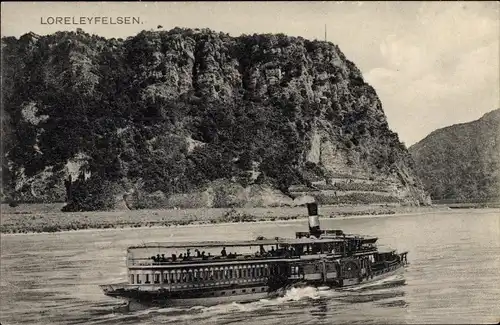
[409,109,500,202]
[1,28,430,210]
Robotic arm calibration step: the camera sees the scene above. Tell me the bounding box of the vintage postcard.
[1,2,499,324]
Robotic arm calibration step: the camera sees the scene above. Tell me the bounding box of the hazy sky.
[2,1,499,145]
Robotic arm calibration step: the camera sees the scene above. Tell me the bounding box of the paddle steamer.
[100,203,408,309]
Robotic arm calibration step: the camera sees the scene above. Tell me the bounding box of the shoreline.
[0,204,461,235]
[0,209,463,237]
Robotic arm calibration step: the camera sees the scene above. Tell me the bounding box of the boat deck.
[128,247,379,267]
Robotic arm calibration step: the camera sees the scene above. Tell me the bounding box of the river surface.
[1,209,499,325]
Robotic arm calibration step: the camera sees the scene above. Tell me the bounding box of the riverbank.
[0,203,452,234]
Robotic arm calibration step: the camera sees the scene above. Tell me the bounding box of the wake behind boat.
[100,203,408,310]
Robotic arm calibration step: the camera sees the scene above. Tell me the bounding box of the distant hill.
[1,28,429,211]
[409,109,500,203]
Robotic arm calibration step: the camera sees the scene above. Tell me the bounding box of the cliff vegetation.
[1,28,430,210]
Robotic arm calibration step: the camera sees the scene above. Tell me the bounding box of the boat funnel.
[306,202,321,237]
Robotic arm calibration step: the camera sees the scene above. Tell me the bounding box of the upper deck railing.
[295,230,378,242]
[127,237,344,251]
[128,254,299,267]
[127,246,379,267]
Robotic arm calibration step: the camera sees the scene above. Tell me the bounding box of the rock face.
[1,28,430,210]
[409,109,500,203]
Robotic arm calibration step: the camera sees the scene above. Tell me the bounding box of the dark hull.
[102,264,407,311]
[103,283,276,311]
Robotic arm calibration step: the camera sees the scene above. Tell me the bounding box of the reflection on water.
[1,209,499,325]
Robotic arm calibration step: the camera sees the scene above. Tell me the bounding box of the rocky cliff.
[409,109,500,203]
[1,28,430,210]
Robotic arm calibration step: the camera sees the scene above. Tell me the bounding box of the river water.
[1,209,499,325]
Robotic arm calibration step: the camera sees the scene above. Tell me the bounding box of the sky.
[1,1,499,146]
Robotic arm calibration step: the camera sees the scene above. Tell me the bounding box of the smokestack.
[306,202,321,237]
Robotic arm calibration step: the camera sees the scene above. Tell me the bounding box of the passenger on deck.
[151,255,157,263]
[221,247,227,257]
[179,253,183,260]
[161,254,166,262]
[259,245,266,255]
[195,249,201,258]
[186,249,191,259]
[171,253,177,262]
[201,251,206,260]
[156,254,161,263]
[270,246,276,256]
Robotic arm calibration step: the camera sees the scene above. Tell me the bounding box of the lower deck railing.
[121,277,269,291]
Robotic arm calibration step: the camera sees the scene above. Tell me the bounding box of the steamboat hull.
[101,283,276,310]
[101,263,407,310]
[336,262,405,287]
[123,294,271,311]
[291,262,406,289]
